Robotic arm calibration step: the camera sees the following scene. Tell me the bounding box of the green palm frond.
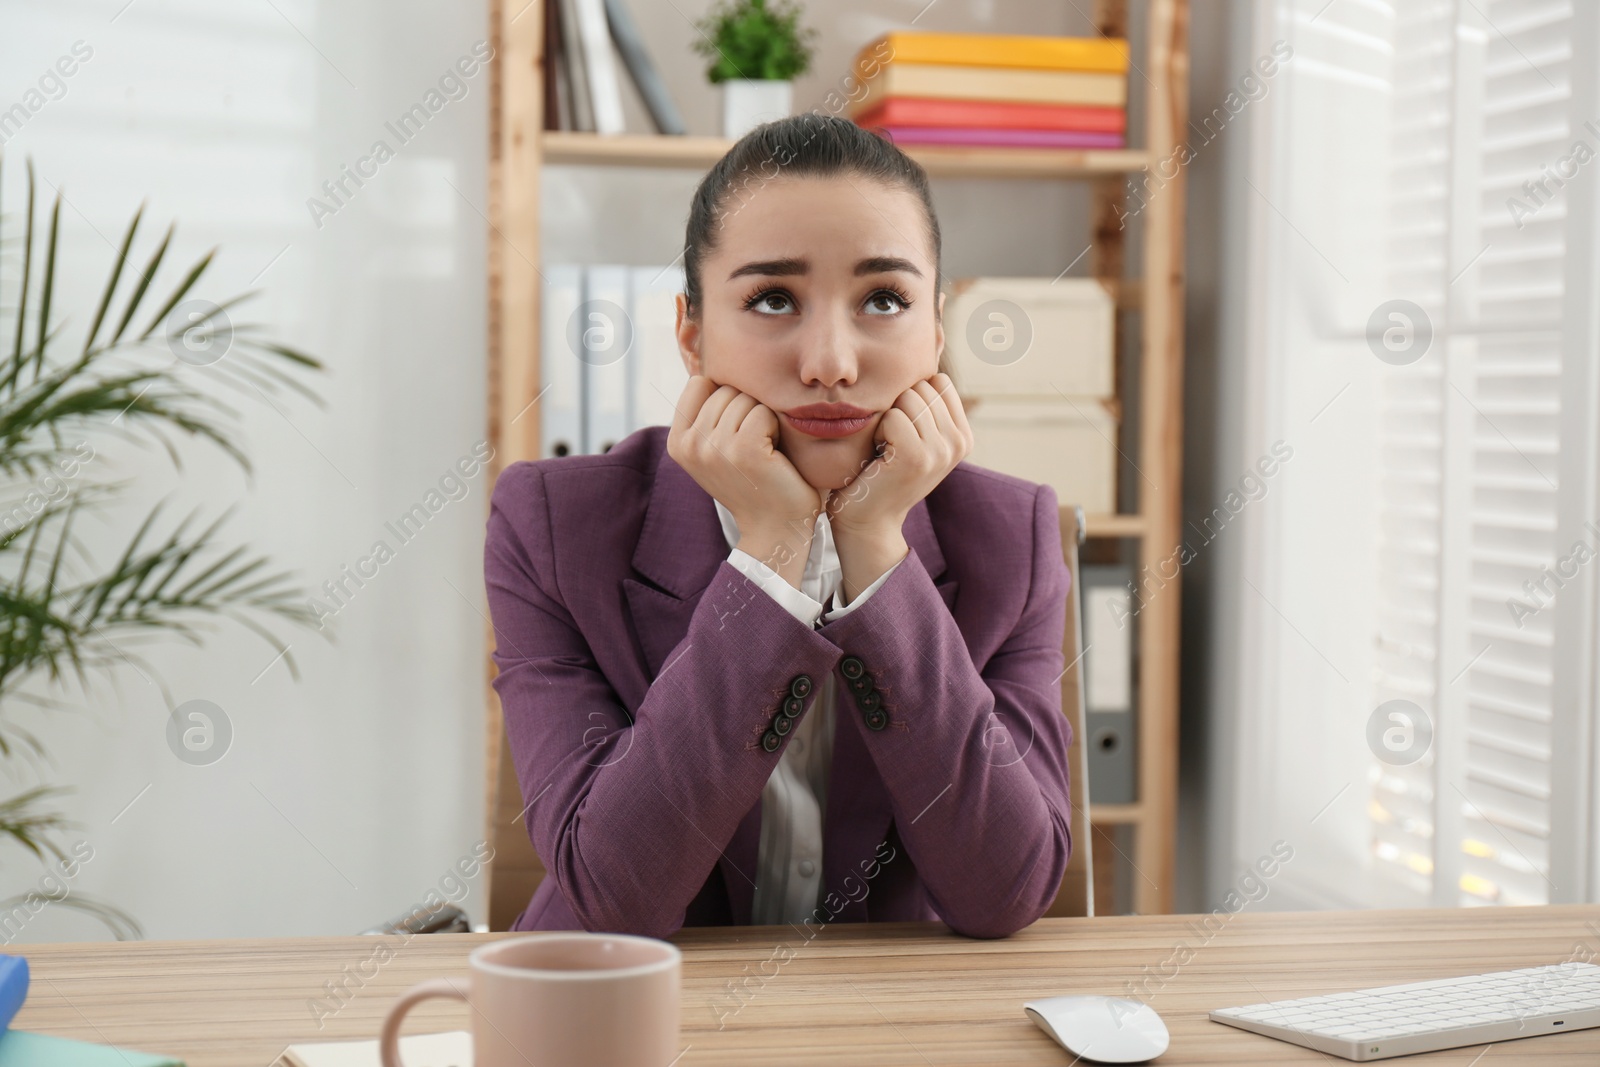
[0,787,142,941]
[0,153,325,942]
[0,786,74,863]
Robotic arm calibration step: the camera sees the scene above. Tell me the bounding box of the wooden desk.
[13,906,1600,1065]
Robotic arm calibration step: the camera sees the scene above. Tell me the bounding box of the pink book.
[869,125,1125,149]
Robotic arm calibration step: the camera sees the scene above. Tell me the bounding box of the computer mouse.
[1023,994,1169,1063]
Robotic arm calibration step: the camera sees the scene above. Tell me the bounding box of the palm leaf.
[108,223,171,346]
[0,155,327,940]
[33,192,60,381]
[9,160,34,367]
[136,247,215,342]
[80,202,144,360]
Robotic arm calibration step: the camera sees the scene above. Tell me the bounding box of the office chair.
[1043,504,1095,917]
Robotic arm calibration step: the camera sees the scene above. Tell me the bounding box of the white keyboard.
[1209,961,1600,1062]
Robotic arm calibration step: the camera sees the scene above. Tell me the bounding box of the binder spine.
[581,265,633,453]
[540,265,584,459]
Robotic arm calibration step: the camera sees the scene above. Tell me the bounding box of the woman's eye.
[865,290,908,316]
[749,290,795,315]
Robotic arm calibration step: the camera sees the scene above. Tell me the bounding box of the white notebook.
[278,1030,470,1067]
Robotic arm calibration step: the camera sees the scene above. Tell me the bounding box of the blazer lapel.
[621,447,765,924]
[622,448,726,677]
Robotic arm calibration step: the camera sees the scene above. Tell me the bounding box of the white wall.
[1,0,488,940]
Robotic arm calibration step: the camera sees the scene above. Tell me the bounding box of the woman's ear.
[933,290,946,374]
[674,292,704,376]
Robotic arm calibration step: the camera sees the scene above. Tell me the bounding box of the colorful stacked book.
[848,31,1128,149]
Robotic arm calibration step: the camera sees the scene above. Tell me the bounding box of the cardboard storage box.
[964,396,1118,513]
[943,277,1114,398]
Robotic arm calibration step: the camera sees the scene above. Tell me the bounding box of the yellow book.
[848,63,1126,115]
[856,32,1128,74]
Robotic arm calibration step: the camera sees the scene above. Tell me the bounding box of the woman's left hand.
[826,372,974,539]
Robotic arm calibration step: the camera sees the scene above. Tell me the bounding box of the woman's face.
[675,174,944,493]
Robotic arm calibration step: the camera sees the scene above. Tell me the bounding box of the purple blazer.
[483,425,1073,939]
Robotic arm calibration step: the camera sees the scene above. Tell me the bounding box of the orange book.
[856,31,1128,74]
[848,63,1127,111]
[854,97,1124,133]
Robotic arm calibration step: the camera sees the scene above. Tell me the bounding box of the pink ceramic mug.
[379,932,682,1067]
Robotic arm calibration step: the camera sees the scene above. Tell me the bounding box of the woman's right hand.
[667,376,822,579]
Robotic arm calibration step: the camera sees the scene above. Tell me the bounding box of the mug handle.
[379,977,468,1067]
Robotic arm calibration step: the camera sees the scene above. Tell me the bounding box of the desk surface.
[12,905,1600,1066]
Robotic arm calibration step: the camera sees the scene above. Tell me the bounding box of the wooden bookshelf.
[1083,511,1147,539]
[1087,802,1146,825]
[485,0,1188,919]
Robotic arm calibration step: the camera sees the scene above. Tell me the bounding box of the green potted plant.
[0,157,323,939]
[692,0,817,139]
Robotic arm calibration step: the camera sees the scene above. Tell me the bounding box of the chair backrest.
[1044,504,1095,917]
[488,724,546,932]
[484,507,1096,926]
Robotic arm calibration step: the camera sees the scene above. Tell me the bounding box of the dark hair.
[682,113,943,320]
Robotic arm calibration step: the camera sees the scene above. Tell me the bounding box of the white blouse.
[714,500,903,925]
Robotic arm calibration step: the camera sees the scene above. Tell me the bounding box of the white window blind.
[1370,0,1570,908]
[1230,0,1596,910]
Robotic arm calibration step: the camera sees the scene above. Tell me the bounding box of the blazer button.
[772,713,793,737]
[761,730,782,753]
[858,690,882,713]
[782,695,805,719]
[789,674,813,699]
[864,709,888,732]
[840,655,865,680]
[848,673,874,696]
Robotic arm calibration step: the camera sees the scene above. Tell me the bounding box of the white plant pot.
[721,79,793,139]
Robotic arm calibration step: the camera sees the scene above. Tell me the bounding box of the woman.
[484,113,1073,940]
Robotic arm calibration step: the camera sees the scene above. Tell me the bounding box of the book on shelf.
[573,0,625,133]
[869,127,1123,149]
[853,97,1125,134]
[604,0,686,134]
[543,0,685,134]
[557,0,594,130]
[853,63,1127,112]
[847,32,1130,151]
[856,31,1128,74]
[543,0,564,130]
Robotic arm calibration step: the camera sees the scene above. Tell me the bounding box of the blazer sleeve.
[812,482,1073,938]
[484,462,871,939]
